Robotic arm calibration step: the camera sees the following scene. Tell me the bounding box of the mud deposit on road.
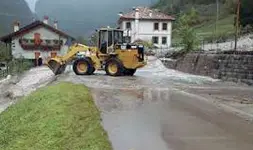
[59,57,253,150]
[0,67,55,112]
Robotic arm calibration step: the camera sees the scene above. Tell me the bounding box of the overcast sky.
[25,0,37,12]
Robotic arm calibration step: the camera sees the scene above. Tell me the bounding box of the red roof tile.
[0,21,75,43]
[119,7,175,22]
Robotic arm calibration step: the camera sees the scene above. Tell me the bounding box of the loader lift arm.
[47,43,94,75]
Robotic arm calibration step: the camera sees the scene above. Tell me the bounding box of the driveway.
[56,57,253,149]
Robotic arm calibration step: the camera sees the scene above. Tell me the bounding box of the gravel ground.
[203,34,253,51]
[0,66,55,112]
[154,34,253,57]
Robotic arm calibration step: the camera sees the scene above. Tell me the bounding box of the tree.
[0,43,10,62]
[89,32,98,46]
[187,7,199,26]
[176,13,200,52]
[240,0,253,27]
[76,36,88,45]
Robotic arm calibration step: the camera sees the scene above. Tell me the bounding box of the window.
[53,40,59,44]
[108,31,113,46]
[152,36,159,44]
[123,36,131,43]
[162,37,167,45]
[30,39,35,43]
[114,31,123,44]
[45,40,51,44]
[162,23,168,30]
[154,23,159,30]
[126,22,131,29]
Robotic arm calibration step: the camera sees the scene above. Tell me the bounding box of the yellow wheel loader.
[47,28,147,76]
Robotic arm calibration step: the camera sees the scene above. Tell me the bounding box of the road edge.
[174,89,253,122]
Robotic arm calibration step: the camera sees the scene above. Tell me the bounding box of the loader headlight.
[121,45,127,50]
[131,45,137,49]
[138,45,144,48]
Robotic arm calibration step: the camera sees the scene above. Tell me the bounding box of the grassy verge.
[0,82,112,150]
[172,15,235,45]
[195,15,235,39]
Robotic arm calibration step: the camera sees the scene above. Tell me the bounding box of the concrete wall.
[120,20,172,47]
[162,52,253,85]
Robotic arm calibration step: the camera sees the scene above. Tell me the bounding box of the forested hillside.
[35,0,156,37]
[153,0,234,23]
[0,0,34,36]
[153,0,237,44]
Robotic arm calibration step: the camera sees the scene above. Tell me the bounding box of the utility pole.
[215,0,219,48]
[215,0,219,35]
[235,0,241,51]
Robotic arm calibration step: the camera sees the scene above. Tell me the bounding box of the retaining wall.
[162,52,253,85]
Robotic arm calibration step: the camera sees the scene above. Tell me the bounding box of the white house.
[0,16,75,66]
[118,7,175,48]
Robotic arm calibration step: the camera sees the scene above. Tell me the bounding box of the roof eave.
[0,21,75,43]
[118,17,175,22]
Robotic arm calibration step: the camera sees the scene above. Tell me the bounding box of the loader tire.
[105,58,124,76]
[124,69,136,76]
[73,58,94,75]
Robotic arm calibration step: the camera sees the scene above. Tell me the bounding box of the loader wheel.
[124,69,137,76]
[73,58,94,75]
[105,58,124,76]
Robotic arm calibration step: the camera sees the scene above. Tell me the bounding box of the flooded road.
[61,57,253,150]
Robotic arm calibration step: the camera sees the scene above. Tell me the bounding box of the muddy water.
[62,57,253,150]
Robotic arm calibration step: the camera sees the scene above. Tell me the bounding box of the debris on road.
[141,57,219,84]
[11,67,55,98]
[0,66,55,113]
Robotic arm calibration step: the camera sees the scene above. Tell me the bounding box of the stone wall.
[162,52,253,85]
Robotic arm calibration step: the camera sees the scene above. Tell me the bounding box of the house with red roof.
[0,16,75,66]
[118,7,175,48]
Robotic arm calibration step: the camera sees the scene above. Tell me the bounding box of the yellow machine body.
[47,28,147,76]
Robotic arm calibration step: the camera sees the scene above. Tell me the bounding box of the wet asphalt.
[61,57,253,150]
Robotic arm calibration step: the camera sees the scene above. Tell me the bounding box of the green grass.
[195,15,235,39]
[172,15,235,45]
[0,82,112,150]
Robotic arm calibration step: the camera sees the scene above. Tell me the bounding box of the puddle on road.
[91,87,253,150]
[92,87,173,150]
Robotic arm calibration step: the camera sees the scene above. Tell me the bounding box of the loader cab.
[97,28,145,62]
[98,28,124,54]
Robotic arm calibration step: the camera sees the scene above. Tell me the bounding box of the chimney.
[118,12,123,17]
[134,7,140,41]
[13,21,20,32]
[135,8,140,20]
[43,16,49,24]
[149,10,153,17]
[54,20,58,29]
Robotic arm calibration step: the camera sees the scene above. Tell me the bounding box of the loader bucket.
[47,59,66,75]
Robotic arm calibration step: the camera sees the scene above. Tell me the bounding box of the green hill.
[0,0,34,36]
[35,0,157,37]
[153,0,236,43]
